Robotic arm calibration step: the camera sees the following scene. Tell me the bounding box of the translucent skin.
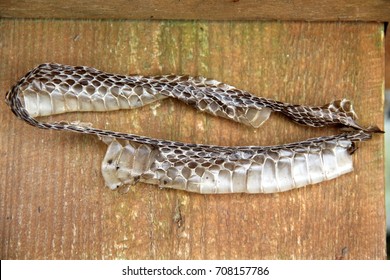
[5,63,374,193]
[101,133,362,193]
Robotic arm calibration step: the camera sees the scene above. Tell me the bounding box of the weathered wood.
[386,30,390,88]
[0,19,385,259]
[0,0,390,21]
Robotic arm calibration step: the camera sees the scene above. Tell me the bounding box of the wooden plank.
[0,19,385,259]
[0,0,390,22]
[386,30,390,88]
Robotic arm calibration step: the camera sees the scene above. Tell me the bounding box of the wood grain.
[0,0,390,21]
[386,29,390,89]
[0,19,385,259]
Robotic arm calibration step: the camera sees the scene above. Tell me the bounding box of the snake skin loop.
[4,63,378,193]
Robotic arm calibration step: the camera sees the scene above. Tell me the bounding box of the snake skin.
[4,63,377,193]
[101,132,370,193]
[7,63,371,130]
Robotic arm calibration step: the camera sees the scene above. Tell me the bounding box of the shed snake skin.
[5,63,380,193]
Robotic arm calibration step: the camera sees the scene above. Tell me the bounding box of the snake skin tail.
[276,99,375,131]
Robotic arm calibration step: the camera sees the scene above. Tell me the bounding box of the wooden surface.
[0,19,385,259]
[386,29,390,89]
[1,0,390,21]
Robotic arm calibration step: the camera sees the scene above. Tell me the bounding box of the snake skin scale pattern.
[5,63,380,193]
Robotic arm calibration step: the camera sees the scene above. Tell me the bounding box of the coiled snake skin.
[5,63,380,193]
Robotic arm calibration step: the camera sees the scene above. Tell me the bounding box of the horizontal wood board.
[0,19,385,259]
[0,0,390,22]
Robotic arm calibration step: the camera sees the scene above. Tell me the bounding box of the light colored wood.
[386,30,390,89]
[0,19,385,259]
[0,0,390,21]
